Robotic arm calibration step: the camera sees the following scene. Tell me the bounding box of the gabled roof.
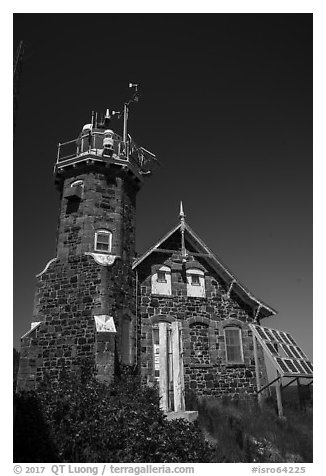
[133,219,277,320]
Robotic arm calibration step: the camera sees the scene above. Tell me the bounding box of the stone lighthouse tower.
[17,86,157,391]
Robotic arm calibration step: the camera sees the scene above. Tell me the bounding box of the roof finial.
[179,201,187,260]
[179,201,185,222]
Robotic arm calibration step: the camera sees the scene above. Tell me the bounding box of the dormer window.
[190,274,200,286]
[186,268,205,297]
[157,271,167,283]
[151,266,171,295]
[94,230,112,253]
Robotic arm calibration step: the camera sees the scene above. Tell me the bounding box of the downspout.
[134,268,139,369]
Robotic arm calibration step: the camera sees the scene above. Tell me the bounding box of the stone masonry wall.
[18,255,101,390]
[189,323,210,365]
[137,256,268,402]
[56,170,136,263]
[17,167,138,391]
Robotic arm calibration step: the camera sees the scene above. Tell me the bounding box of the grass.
[196,387,313,463]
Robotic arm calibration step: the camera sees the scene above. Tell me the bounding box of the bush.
[13,391,59,462]
[14,362,214,463]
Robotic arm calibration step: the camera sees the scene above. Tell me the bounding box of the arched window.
[186,268,205,297]
[151,265,172,295]
[224,326,244,364]
[94,229,112,253]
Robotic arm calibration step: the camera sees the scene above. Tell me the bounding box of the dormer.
[151,265,172,296]
[186,268,205,297]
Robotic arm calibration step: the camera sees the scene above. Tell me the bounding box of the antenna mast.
[123,83,140,157]
[13,40,25,136]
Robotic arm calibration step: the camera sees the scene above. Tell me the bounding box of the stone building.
[17,106,276,409]
[134,204,275,410]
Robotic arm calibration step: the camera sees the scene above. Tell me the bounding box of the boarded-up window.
[224,327,243,363]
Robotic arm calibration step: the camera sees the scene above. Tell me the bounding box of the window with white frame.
[186,268,205,297]
[94,229,112,253]
[151,265,172,295]
[224,327,244,364]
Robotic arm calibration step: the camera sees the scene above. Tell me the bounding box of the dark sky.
[13,14,312,365]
